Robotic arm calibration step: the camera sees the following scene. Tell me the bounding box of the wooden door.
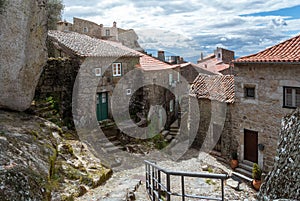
[244,129,258,163]
[96,92,108,121]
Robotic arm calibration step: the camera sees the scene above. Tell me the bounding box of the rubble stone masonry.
[232,62,300,171]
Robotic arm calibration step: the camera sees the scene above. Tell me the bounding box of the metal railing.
[145,160,229,201]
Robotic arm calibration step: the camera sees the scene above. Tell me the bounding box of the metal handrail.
[145,160,229,201]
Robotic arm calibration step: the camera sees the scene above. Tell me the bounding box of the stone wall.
[216,48,234,64]
[73,17,101,38]
[0,0,47,111]
[258,109,300,200]
[96,57,140,120]
[191,99,235,158]
[180,65,200,84]
[34,58,80,127]
[232,63,300,171]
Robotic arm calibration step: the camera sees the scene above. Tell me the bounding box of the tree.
[47,0,64,30]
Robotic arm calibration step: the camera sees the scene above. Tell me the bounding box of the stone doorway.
[244,129,258,163]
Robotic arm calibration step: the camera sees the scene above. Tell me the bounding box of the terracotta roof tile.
[197,57,230,74]
[103,40,177,71]
[48,30,140,58]
[190,74,235,103]
[235,34,300,63]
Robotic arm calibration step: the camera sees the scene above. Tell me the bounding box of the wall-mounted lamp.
[258,143,265,151]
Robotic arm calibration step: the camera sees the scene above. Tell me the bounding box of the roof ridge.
[235,33,300,63]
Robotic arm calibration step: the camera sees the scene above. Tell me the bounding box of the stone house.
[46,30,180,132]
[197,47,234,75]
[180,62,216,84]
[232,34,300,171]
[56,17,144,52]
[48,30,140,123]
[190,74,235,157]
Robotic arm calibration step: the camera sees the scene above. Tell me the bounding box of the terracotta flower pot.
[252,179,262,191]
[230,159,238,170]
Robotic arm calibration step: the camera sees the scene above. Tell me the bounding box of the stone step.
[235,167,253,179]
[105,145,125,154]
[161,130,169,137]
[102,141,121,148]
[169,131,179,136]
[242,160,254,167]
[232,171,253,183]
[165,135,174,142]
[239,162,253,172]
[210,150,222,157]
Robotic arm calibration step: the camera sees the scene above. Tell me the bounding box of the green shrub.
[252,163,262,180]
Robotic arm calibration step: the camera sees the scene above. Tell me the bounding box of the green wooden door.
[96,92,108,121]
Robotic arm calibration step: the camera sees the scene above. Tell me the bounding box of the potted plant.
[252,163,262,190]
[230,152,239,170]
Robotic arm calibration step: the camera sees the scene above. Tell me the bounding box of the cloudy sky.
[62,0,300,62]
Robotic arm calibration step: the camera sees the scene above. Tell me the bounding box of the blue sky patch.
[241,5,300,19]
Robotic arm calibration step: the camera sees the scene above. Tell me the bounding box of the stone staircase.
[165,120,180,142]
[233,160,254,182]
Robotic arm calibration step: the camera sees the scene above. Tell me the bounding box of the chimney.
[113,21,117,27]
[200,52,203,60]
[157,50,165,62]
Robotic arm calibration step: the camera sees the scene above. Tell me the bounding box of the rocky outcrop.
[0,110,112,200]
[0,0,48,111]
[258,109,300,200]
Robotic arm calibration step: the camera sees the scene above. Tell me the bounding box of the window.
[170,99,174,112]
[112,63,122,76]
[83,27,88,33]
[106,29,110,36]
[169,73,173,86]
[95,68,101,76]
[126,89,132,95]
[284,87,300,108]
[245,87,255,98]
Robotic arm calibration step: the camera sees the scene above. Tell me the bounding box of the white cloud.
[62,0,300,61]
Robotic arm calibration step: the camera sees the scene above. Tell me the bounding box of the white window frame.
[106,29,110,36]
[284,86,300,108]
[112,63,122,76]
[126,89,132,95]
[83,27,88,33]
[95,68,101,76]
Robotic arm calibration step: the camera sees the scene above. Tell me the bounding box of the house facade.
[232,34,300,171]
[48,30,140,123]
[197,47,234,75]
[47,30,180,133]
[180,62,216,84]
[190,74,235,157]
[56,18,144,52]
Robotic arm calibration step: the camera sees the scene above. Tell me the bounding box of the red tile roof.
[235,34,300,63]
[197,57,230,74]
[102,40,177,71]
[190,74,235,103]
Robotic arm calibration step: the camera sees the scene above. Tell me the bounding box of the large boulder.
[0,110,112,200]
[258,109,300,200]
[0,0,47,111]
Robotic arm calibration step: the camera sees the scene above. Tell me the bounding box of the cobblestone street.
[76,150,258,201]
